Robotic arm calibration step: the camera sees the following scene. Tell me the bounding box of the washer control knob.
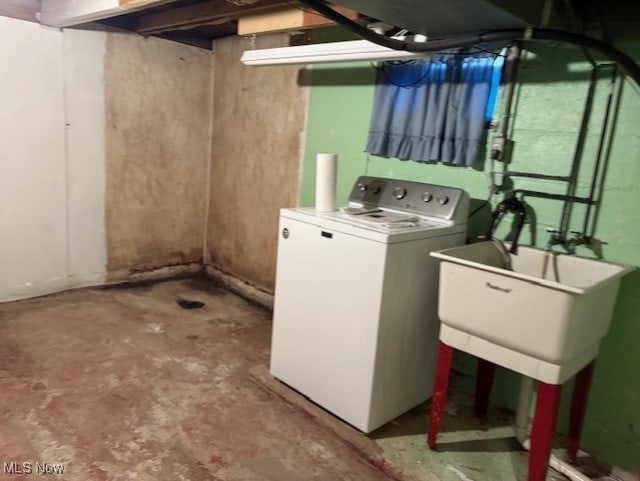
[437,195,449,205]
[357,182,367,192]
[392,187,407,200]
[421,192,433,203]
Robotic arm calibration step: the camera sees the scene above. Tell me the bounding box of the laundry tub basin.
[431,242,633,382]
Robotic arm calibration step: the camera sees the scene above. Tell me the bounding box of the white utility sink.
[431,242,634,383]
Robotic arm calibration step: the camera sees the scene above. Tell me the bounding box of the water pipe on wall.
[301,0,635,256]
[557,66,600,242]
[507,63,619,254]
[582,67,619,238]
[490,44,521,164]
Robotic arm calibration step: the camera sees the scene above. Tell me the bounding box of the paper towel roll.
[315,153,338,212]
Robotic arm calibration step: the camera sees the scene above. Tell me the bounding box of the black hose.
[532,29,640,85]
[298,0,640,87]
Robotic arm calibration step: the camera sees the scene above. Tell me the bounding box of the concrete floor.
[0,278,615,481]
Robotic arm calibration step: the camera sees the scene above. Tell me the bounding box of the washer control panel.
[348,176,468,221]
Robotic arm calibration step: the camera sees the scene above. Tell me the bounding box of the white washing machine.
[270,176,469,433]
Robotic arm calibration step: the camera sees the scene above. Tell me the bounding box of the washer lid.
[281,208,467,244]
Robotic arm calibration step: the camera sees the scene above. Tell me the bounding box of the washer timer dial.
[392,187,407,200]
[437,195,449,205]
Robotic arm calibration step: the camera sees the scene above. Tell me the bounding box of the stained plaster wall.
[206,34,307,291]
[105,30,211,277]
[300,46,640,471]
[0,17,212,299]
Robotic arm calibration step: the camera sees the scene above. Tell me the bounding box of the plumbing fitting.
[485,197,527,254]
[546,229,589,254]
[545,229,564,251]
[566,232,591,253]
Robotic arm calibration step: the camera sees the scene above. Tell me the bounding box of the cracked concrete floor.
[0,278,619,481]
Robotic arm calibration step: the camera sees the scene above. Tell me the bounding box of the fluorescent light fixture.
[240,39,430,66]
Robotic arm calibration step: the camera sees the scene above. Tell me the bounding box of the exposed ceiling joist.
[237,4,359,35]
[134,0,287,35]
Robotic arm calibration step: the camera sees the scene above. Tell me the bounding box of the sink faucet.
[545,229,564,251]
[546,230,608,258]
[546,230,590,254]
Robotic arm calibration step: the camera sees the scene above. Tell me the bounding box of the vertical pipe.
[539,0,554,28]
[589,75,624,238]
[559,66,599,240]
[582,67,617,237]
[515,376,535,444]
[499,45,521,141]
[492,45,521,192]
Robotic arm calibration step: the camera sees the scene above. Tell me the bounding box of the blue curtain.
[365,52,503,166]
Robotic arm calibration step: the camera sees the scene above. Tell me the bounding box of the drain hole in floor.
[177,297,205,309]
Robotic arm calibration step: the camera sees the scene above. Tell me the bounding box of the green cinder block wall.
[299,44,640,472]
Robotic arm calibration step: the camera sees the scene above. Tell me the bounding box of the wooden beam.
[40,0,179,28]
[134,0,287,35]
[0,0,41,23]
[238,4,359,35]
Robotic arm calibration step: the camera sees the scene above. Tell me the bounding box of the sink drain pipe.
[515,377,592,481]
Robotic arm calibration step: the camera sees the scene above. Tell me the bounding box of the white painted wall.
[0,17,107,301]
[63,27,107,283]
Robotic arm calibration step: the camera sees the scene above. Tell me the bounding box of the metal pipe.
[504,172,570,182]
[514,190,595,204]
[559,66,600,240]
[582,67,618,236]
[562,0,597,67]
[515,376,534,443]
[494,45,521,161]
[490,45,522,192]
[539,0,554,28]
[589,74,624,238]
